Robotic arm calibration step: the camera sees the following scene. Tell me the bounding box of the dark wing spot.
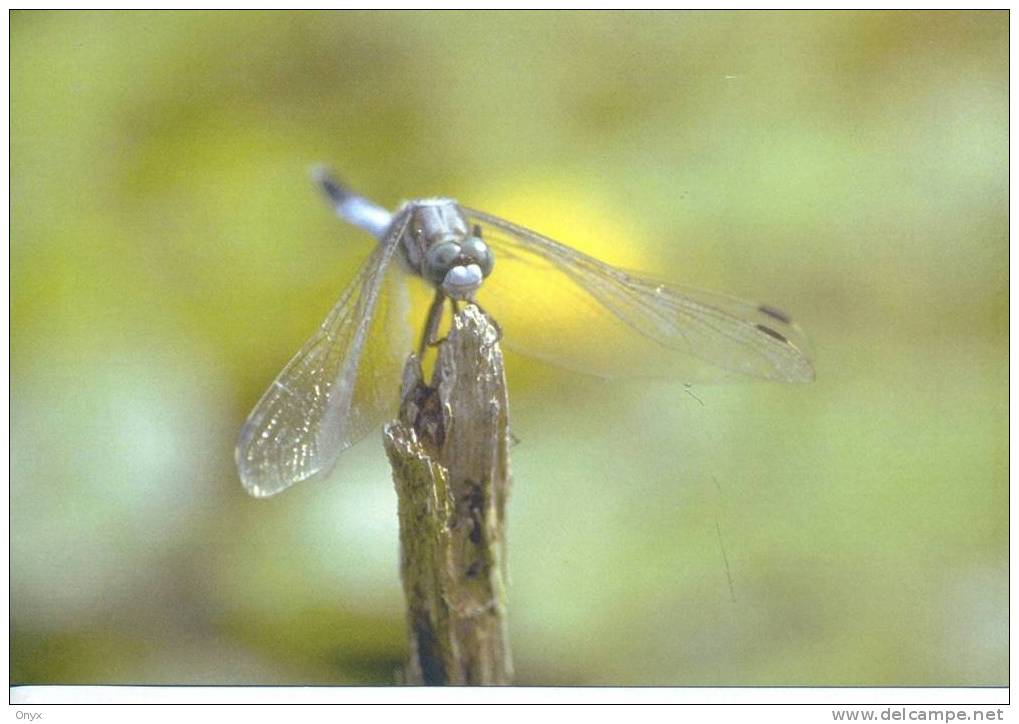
[756,324,790,344]
[758,304,792,325]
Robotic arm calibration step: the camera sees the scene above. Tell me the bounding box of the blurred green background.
[11,10,1006,686]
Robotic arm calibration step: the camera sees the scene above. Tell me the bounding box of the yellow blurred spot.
[472,176,648,271]
[460,175,676,379]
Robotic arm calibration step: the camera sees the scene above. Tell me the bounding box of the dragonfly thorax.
[401,199,494,300]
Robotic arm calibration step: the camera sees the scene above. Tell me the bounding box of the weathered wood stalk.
[383,305,512,685]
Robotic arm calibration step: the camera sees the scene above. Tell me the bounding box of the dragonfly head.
[423,228,495,300]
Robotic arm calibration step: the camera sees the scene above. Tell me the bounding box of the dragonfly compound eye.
[424,240,462,286]
[460,235,494,278]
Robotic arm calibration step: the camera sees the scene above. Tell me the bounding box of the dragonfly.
[236,168,815,498]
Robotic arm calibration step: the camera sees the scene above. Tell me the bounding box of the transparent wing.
[236,212,415,497]
[464,208,815,383]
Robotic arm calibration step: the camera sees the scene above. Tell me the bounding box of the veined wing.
[236,212,414,497]
[464,208,814,383]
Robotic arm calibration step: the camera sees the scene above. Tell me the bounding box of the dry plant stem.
[383,305,513,685]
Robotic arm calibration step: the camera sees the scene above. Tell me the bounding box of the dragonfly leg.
[419,288,449,355]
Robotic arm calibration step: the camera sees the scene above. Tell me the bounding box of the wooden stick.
[383,305,513,685]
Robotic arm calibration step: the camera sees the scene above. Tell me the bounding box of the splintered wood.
[383,305,512,686]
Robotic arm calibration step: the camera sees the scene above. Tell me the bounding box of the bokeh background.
[11,10,1007,686]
